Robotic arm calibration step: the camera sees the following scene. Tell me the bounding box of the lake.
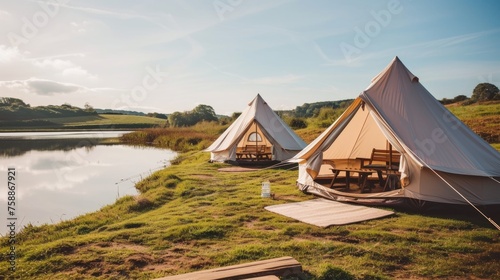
[0,131,177,232]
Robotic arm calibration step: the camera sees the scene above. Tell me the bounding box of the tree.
[168,105,218,127]
[192,104,218,122]
[168,111,184,127]
[231,112,241,120]
[471,83,499,102]
[440,95,470,105]
[84,102,95,112]
[453,95,468,103]
[147,112,168,119]
[289,118,307,129]
[218,115,232,125]
[0,97,28,107]
[317,107,337,121]
[440,98,453,105]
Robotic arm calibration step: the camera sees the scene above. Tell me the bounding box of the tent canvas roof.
[361,57,500,176]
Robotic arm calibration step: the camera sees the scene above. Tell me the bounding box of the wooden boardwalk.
[153,256,302,280]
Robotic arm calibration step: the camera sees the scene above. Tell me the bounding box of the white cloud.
[32,57,98,80]
[0,78,90,96]
[61,66,98,80]
[0,45,97,82]
[0,45,22,62]
[33,58,73,69]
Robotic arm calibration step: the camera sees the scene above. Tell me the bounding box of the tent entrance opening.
[235,122,273,161]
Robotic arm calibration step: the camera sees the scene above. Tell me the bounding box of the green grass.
[1,152,498,279]
[48,114,166,127]
[446,102,500,143]
[0,103,498,279]
[446,102,500,119]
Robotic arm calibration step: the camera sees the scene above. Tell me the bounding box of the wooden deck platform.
[153,256,302,280]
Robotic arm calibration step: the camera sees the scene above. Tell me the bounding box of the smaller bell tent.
[206,94,306,162]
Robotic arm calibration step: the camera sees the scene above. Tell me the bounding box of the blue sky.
[1,0,499,115]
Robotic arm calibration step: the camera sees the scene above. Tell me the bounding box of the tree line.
[2,82,497,128]
[0,97,97,121]
[167,104,220,127]
[440,82,500,105]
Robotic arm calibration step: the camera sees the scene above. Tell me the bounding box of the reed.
[120,126,219,152]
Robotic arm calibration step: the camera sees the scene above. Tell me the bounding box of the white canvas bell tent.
[206,94,307,162]
[291,57,500,206]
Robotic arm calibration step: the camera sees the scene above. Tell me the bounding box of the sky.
[1,0,500,116]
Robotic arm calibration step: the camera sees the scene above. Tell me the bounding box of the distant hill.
[95,108,147,116]
[0,97,96,121]
[291,99,354,118]
[95,109,169,119]
[0,97,168,130]
[0,97,170,119]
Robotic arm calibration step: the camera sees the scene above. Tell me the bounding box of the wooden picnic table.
[236,145,272,161]
[329,167,374,193]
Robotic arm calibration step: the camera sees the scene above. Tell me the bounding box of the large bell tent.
[291,57,500,207]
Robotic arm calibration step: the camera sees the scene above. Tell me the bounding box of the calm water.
[0,131,176,232]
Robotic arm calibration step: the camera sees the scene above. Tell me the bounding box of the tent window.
[248,132,262,142]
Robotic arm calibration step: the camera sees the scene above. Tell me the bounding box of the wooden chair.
[358,148,401,189]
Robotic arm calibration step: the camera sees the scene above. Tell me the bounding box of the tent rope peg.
[489,176,500,185]
[488,218,500,231]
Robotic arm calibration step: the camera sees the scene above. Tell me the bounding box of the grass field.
[0,114,167,131]
[48,114,167,127]
[0,102,499,279]
[446,101,500,119]
[446,102,500,143]
[1,152,498,279]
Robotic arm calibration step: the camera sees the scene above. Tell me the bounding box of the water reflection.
[0,138,103,157]
[0,132,176,231]
[0,131,130,139]
[0,131,131,157]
